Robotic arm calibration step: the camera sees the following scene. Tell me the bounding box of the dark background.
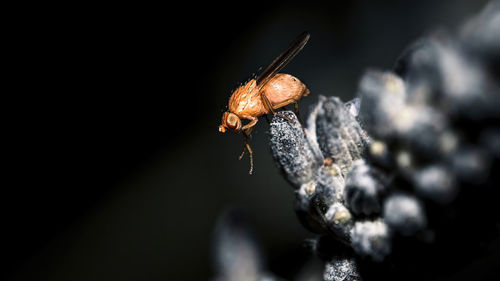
[5,0,495,280]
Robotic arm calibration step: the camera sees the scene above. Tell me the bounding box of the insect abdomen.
[263,73,310,105]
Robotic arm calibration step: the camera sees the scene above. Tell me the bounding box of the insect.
[219,32,311,174]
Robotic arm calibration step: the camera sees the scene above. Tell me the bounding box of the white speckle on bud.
[324,257,361,281]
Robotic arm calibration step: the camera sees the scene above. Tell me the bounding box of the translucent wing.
[255,32,310,91]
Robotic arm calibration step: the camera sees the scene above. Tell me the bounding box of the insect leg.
[260,92,276,115]
[261,94,300,126]
[238,119,256,161]
[272,98,301,125]
[238,129,254,174]
[241,117,258,131]
[276,100,306,131]
[293,101,306,134]
[238,147,245,161]
[270,98,297,110]
[275,112,296,124]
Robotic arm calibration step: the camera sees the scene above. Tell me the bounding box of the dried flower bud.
[315,96,369,175]
[316,163,345,206]
[367,140,393,168]
[269,111,320,188]
[412,165,458,203]
[351,220,391,261]
[383,193,426,236]
[450,146,491,184]
[357,70,409,139]
[325,202,353,241]
[344,160,385,215]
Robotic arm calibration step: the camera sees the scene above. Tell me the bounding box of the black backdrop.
[5,0,496,280]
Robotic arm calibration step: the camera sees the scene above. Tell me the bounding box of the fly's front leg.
[238,125,254,161]
[238,117,258,160]
[241,117,258,131]
[238,117,257,174]
[238,128,254,174]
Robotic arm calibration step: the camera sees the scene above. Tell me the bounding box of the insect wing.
[255,32,310,90]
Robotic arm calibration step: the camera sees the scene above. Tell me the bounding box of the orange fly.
[219,32,311,174]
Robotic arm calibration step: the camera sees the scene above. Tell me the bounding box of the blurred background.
[5,0,493,280]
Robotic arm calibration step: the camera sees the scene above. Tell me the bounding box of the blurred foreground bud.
[450,146,491,184]
[212,209,280,281]
[383,193,426,236]
[351,220,391,262]
[357,70,407,139]
[344,160,386,215]
[460,0,500,66]
[412,164,457,203]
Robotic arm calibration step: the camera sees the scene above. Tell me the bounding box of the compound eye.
[226,113,241,131]
[227,115,237,128]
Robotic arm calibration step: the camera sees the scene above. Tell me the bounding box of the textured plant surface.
[213,2,500,280]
